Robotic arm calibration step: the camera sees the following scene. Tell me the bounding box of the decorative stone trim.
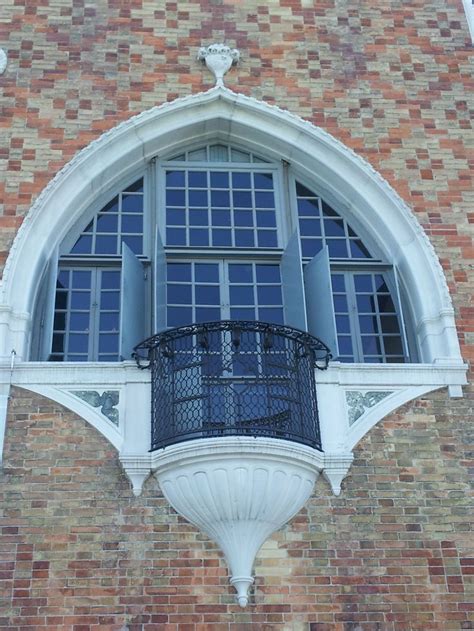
[197,44,239,87]
[70,390,120,425]
[346,390,394,426]
[0,49,7,75]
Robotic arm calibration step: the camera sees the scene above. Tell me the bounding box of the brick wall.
[0,0,472,628]
[0,387,472,630]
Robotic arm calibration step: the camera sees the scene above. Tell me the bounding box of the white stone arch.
[0,85,463,366]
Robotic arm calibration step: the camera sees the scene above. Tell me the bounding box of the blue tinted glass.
[52,334,64,353]
[232,172,251,188]
[99,334,119,353]
[95,235,118,254]
[210,172,229,188]
[259,307,284,324]
[101,271,120,289]
[331,274,345,292]
[195,285,220,305]
[336,315,351,334]
[356,295,376,312]
[71,292,90,309]
[324,219,345,237]
[234,210,253,226]
[122,235,142,254]
[374,275,389,292]
[235,230,254,247]
[96,214,118,233]
[72,271,92,288]
[359,315,378,334]
[167,208,186,225]
[230,286,254,305]
[195,264,219,282]
[362,336,381,355]
[297,198,320,216]
[354,275,373,292]
[57,270,70,288]
[67,355,88,361]
[299,218,321,236]
[83,221,93,233]
[166,170,185,187]
[321,201,338,217]
[256,265,280,283]
[188,171,207,187]
[327,239,348,258]
[101,198,119,214]
[212,230,232,246]
[166,189,186,206]
[254,173,273,189]
[229,264,253,283]
[189,190,208,207]
[167,228,186,246]
[68,334,89,353]
[71,235,92,254]
[256,211,276,227]
[212,209,231,226]
[333,295,348,312]
[189,229,209,246]
[122,214,143,233]
[196,307,221,323]
[100,313,119,331]
[255,192,275,208]
[230,307,256,320]
[257,231,277,247]
[257,285,282,305]
[350,240,372,259]
[168,284,192,304]
[167,307,192,327]
[301,239,322,258]
[296,182,314,196]
[69,313,89,331]
[211,190,230,207]
[233,191,252,207]
[188,209,207,226]
[101,292,120,310]
[121,194,143,213]
[338,336,353,355]
[380,315,400,334]
[167,263,191,281]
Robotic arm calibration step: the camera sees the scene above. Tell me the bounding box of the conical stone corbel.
[151,436,324,607]
[120,454,151,497]
[322,453,354,496]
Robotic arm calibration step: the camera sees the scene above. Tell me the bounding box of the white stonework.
[152,437,323,607]
[198,44,240,86]
[0,49,7,75]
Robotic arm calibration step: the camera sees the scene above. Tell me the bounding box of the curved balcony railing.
[134,321,331,452]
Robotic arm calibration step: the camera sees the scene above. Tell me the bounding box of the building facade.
[0,1,472,629]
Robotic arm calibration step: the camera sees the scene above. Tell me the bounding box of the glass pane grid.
[70,178,144,256]
[167,143,270,164]
[165,168,278,249]
[296,182,373,260]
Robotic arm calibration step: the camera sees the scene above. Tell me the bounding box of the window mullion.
[345,271,364,362]
[90,269,101,361]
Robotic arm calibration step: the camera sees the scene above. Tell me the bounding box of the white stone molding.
[462,0,474,43]
[198,44,240,87]
[0,86,464,371]
[0,49,7,75]
[322,453,354,496]
[152,436,324,607]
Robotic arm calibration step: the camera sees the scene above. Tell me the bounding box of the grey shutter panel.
[303,245,339,358]
[32,248,59,360]
[281,230,307,331]
[120,242,146,360]
[154,229,167,332]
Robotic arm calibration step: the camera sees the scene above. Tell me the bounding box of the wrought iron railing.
[134,321,331,451]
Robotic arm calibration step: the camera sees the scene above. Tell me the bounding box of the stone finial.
[0,49,7,75]
[198,43,240,87]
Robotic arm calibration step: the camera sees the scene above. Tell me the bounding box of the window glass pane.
[257,285,282,305]
[256,211,276,227]
[232,172,251,188]
[323,219,345,237]
[230,286,254,305]
[257,231,277,247]
[254,173,273,189]
[196,307,220,322]
[95,235,118,254]
[195,285,220,305]
[101,271,120,289]
[211,190,230,207]
[167,228,186,246]
[99,335,119,353]
[356,295,376,312]
[189,190,208,207]
[380,315,400,334]
[326,239,348,258]
[168,284,192,304]
[301,240,322,258]
[70,235,92,254]
[167,307,192,327]
[96,214,118,232]
[71,292,90,309]
[68,334,89,353]
[234,210,253,226]
[124,179,144,193]
[384,336,403,355]
[359,315,378,334]
[69,313,89,331]
[210,172,229,188]
[121,194,143,213]
[122,235,142,253]
[189,229,209,246]
[254,192,275,208]
[212,230,232,246]
[258,307,284,324]
[256,265,280,283]
[229,264,253,283]
[362,336,382,355]
[100,313,119,331]
[298,198,320,216]
[212,210,230,226]
[233,191,252,207]
[167,209,186,225]
[377,294,396,313]
[101,292,120,310]
[335,315,350,334]
[122,214,143,233]
[189,171,207,187]
[230,307,256,320]
[235,230,254,247]
[166,170,185,186]
[166,189,186,206]
[72,271,92,288]
[167,263,191,281]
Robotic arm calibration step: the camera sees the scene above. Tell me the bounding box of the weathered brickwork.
[0,387,472,630]
[0,0,473,628]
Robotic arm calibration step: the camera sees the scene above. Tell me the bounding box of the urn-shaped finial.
[198,43,240,87]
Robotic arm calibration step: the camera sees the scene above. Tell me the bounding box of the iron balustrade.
[134,321,331,451]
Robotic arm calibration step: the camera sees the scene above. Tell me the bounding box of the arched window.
[40,142,409,365]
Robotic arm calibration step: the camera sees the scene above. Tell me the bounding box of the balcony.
[134,320,330,452]
[132,321,330,607]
